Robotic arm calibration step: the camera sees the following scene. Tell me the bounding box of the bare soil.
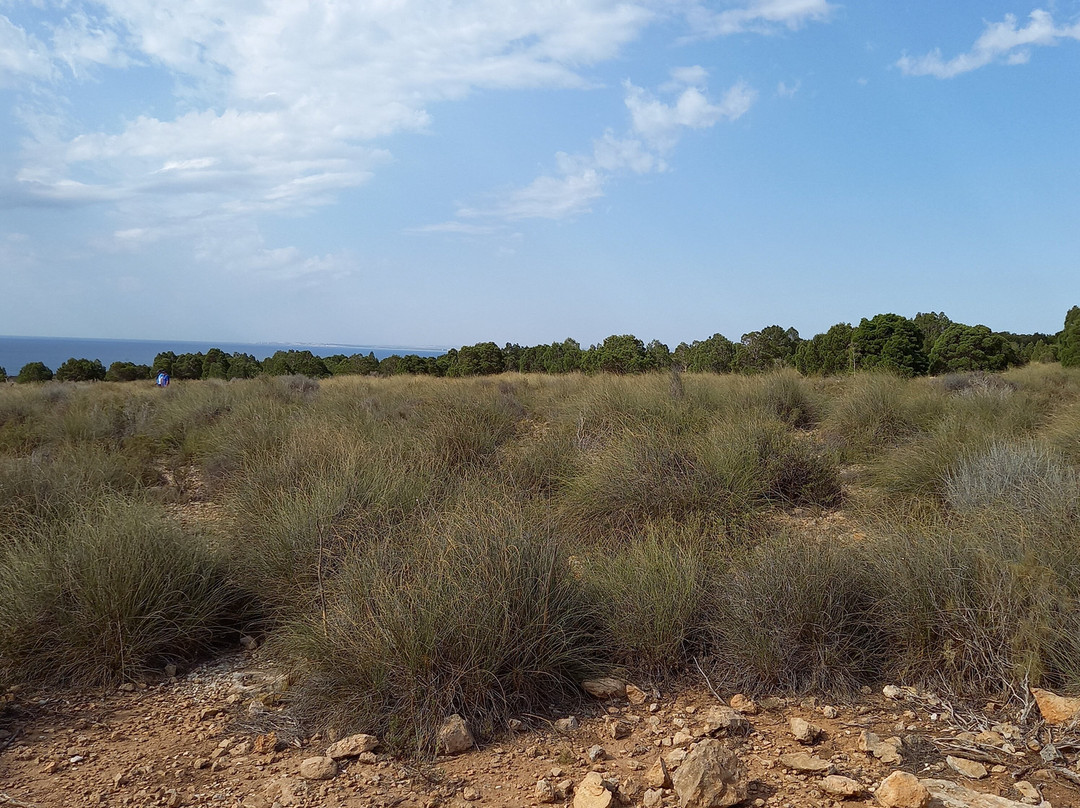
[2,650,1077,808]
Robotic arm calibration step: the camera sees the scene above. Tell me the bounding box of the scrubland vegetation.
[3,367,1080,755]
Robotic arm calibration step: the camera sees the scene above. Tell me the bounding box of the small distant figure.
[155,371,170,387]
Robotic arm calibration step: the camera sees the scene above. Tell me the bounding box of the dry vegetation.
[3,367,1080,756]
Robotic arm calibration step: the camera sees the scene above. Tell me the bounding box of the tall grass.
[285,501,601,755]
[583,517,711,673]
[0,495,239,686]
[704,530,883,693]
[4,368,1080,751]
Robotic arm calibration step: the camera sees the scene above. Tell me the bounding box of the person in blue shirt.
[155,371,170,387]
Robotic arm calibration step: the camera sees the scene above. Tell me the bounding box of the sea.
[0,335,446,374]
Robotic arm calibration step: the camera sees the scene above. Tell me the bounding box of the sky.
[1,1,1079,350]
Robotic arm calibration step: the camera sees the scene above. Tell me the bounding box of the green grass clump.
[820,373,943,460]
[703,530,883,693]
[285,502,600,755]
[867,509,1080,694]
[0,495,239,686]
[584,517,710,673]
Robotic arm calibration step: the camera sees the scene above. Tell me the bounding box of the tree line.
[4,307,1079,384]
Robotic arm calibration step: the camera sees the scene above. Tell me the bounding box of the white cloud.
[0,15,56,86]
[777,79,800,98]
[685,0,835,38]
[447,67,755,222]
[6,1,662,227]
[897,9,1080,78]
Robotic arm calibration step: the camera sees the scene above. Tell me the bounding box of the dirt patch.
[3,654,1077,807]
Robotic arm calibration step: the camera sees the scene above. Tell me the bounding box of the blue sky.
[1,1,1078,350]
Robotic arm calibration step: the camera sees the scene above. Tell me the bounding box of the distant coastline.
[0,335,446,374]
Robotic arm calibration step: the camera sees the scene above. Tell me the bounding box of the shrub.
[584,518,710,672]
[703,530,883,693]
[944,440,1079,519]
[0,496,239,686]
[700,417,841,509]
[285,503,601,755]
[868,511,1080,693]
[820,373,943,460]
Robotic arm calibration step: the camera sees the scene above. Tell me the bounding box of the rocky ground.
[3,648,1080,808]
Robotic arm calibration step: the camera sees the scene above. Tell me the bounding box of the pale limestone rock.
[299,756,337,781]
[643,789,664,808]
[922,778,1040,808]
[535,779,557,804]
[671,739,748,808]
[701,705,750,736]
[946,755,988,779]
[645,756,672,789]
[882,685,903,700]
[859,730,903,765]
[1014,781,1041,805]
[626,683,648,705]
[778,752,833,774]
[1030,687,1080,726]
[461,786,480,801]
[820,775,863,798]
[876,771,929,808]
[617,776,644,805]
[583,677,627,700]
[673,730,694,748]
[573,771,613,808]
[789,717,822,745]
[325,733,378,760]
[436,714,473,755]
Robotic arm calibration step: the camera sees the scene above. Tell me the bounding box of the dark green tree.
[448,342,504,376]
[794,323,853,375]
[502,343,524,373]
[172,352,204,380]
[852,314,929,376]
[0,366,6,382]
[913,311,953,355]
[586,334,648,374]
[16,362,53,383]
[56,357,107,382]
[226,353,261,379]
[105,362,152,382]
[736,325,800,372]
[331,352,379,376]
[151,351,176,375]
[1059,306,1080,368]
[201,348,230,379]
[681,333,736,373]
[644,339,672,370]
[928,324,1019,373]
[1030,339,1057,364]
[288,350,330,378]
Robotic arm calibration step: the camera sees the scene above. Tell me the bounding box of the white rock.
[883,685,903,700]
[820,775,863,798]
[436,715,473,755]
[299,756,337,781]
[583,677,627,700]
[876,771,929,808]
[325,733,378,759]
[922,778,1040,808]
[946,755,988,779]
[671,739,748,808]
[789,717,822,744]
[573,771,613,808]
